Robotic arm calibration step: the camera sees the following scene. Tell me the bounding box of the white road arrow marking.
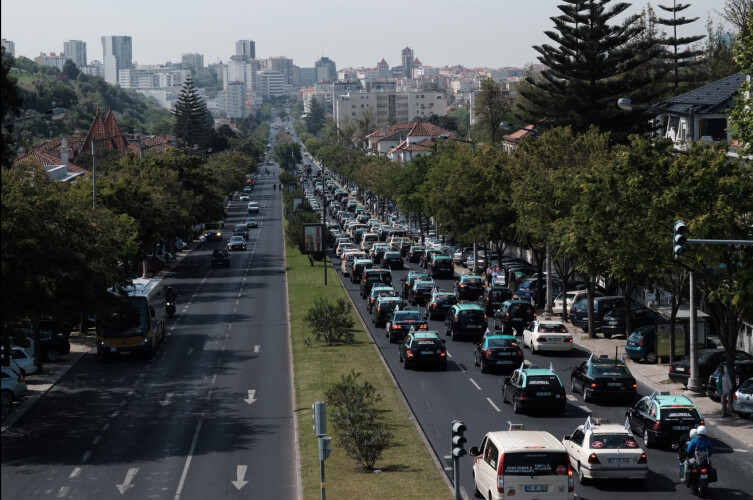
[116,468,138,494]
[243,390,257,405]
[253,345,261,353]
[159,393,174,407]
[231,465,248,490]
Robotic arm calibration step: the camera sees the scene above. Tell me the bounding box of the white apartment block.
[226,81,246,119]
[63,40,87,68]
[335,91,447,130]
[102,36,133,85]
[118,68,191,89]
[33,53,65,71]
[256,70,286,99]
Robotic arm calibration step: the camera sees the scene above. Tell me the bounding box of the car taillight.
[637,453,647,464]
[517,350,523,357]
[632,384,637,389]
[653,421,661,432]
[733,393,738,401]
[588,453,600,464]
[638,337,644,347]
[406,349,413,358]
[568,465,574,492]
[538,337,547,342]
[485,349,493,358]
[497,454,505,492]
[17,375,25,383]
[591,383,597,388]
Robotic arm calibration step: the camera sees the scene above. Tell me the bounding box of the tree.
[304,298,355,345]
[655,1,705,91]
[305,96,326,135]
[729,14,753,156]
[62,59,80,80]
[473,78,510,144]
[516,0,661,141]
[173,76,212,149]
[1,47,23,167]
[720,0,752,38]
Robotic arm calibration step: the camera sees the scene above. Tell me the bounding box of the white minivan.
[470,426,574,500]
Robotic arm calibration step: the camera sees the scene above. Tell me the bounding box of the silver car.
[732,377,753,418]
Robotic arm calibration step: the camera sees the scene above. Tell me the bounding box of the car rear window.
[526,375,561,388]
[592,365,631,377]
[589,434,639,450]
[502,451,569,476]
[396,312,424,322]
[464,277,483,284]
[487,338,518,348]
[539,324,568,333]
[661,407,701,421]
[434,295,457,304]
[458,309,484,319]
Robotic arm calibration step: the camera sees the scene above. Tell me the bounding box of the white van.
[470,426,574,500]
[361,233,379,253]
[340,251,368,276]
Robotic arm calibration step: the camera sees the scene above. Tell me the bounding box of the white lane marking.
[211,373,217,384]
[458,364,467,373]
[469,378,482,391]
[420,380,426,392]
[69,467,82,478]
[174,413,205,500]
[244,390,257,405]
[425,400,432,413]
[236,299,240,305]
[56,486,70,498]
[186,347,194,356]
[81,451,91,463]
[159,393,174,407]
[92,436,101,445]
[578,404,592,413]
[119,400,127,407]
[253,345,261,353]
[733,448,749,453]
[116,468,139,494]
[487,398,502,412]
[567,394,577,401]
[102,423,110,431]
[231,465,249,490]
[111,411,119,418]
[127,389,134,396]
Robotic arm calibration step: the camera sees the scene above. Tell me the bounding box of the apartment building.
[63,40,87,68]
[335,90,447,130]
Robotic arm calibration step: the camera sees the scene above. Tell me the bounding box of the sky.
[1,0,729,71]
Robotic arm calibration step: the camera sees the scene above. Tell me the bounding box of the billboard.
[303,224,323,254]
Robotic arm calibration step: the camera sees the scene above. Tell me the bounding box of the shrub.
[303,297,355,345]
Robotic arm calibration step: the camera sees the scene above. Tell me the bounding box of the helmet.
[697,425,707,436]
[689,428,698,439]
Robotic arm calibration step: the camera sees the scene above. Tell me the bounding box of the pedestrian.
[199,234,206,250]
[486,264,493,285]
[717,364,733,417]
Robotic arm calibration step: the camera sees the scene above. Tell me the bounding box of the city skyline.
[1,0,728,70]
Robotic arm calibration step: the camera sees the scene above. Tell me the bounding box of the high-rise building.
[102,36,133,84]
[267,56,294,85]
[315,56,337,83]
[401,47,414,78]
[1,39,16,57]
[63,40,87,68]
[235,40,256,60]
[181,53,205,74]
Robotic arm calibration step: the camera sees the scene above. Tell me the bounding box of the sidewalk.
[1,244,195,432]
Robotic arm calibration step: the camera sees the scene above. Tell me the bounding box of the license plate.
[676,367,686,372]
[608,458,630,464]
[548,337,560,342]
[524,485,547,493]
[420,351,433,355]
[701,474,708,479]
[607,383,622,387]
[673,425,690,431]
[536,392,552,397]
[497,360,513,364]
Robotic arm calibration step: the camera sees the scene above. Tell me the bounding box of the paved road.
[1,168,299,500]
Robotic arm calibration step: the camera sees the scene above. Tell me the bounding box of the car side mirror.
[563,435,571,441]
[469,446,479,456]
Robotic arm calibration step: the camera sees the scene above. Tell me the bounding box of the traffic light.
[318,436,332,461]
[674,220,689,259]
[313,401,326,436]
[451,420,467,457]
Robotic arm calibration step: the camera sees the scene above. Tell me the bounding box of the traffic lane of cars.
[333,256,753,498]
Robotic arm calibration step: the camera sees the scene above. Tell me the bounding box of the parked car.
[668,349,753,386]
[444,303,487,341]
[493,300,537,335]
[625,393,704,448]
[398,330,447,370]
[624,326,660,364]
[732,377,753,418]
[517,277,562,304]
[522,320,574,354]
[600,306,662,339]
[569,296,625,332]
[1,366,27,407]
[211,248,230,267]
[1,346,37,375]
[502,364,567,414]
[13,330,70,362]
[562,419,648,484]
[570,355,637,403]
[553,290,604,316]
[473,334,523,373]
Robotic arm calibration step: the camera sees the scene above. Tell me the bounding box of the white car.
[732,377,753,418]
[239,194,250,201]
[1,366,28,407]
[522,320,573,354]
[553,290,604,315]
[336,242,358,258]
[562,419,648,484]
[1,346,37,375]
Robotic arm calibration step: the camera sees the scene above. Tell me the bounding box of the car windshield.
[589,434,639,450]
[396,312,424,322]
[502,452,569,476]
[591,364,631,377]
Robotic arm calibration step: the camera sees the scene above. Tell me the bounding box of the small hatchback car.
[625,392,704,448]
[502,364,567,414]
[398,330,447,370]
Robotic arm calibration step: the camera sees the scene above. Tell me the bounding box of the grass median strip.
[287,248,451,499]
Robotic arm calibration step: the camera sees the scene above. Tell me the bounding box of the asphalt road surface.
[1,168,298,500]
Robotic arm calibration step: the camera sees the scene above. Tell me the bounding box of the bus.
[96,278,166,358]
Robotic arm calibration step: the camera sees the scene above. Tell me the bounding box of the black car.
[600,306,662,339]
[211,248,230,267]
[371,245,388,265]
[502,365,567,414]
[454,275,486,301]
[477,285,513,314]
[401,271,429,298]
[625,393,704,448]
[233,224,249,240]
[707,360,753,400]
[669,349,753,386]
[493,300,536,335]
[428,255,454,279]
[570,356,637,403]
[382,251,404,270]
[409,279,435,306]
[426,291,459,320]
[398,330,447,370]
[473,334,523,373]
[372,296,404,328]
[386,309,428,343]
[445,303,487,341]
[420,249,442,269]
[359,268,393,299]
[569,296,624,332]
[13,330,71,362]
[350,259,374,284]
[407,245,425,263]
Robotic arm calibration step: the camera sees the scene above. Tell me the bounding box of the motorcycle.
[166,300,176,318]
[673,443,716,498]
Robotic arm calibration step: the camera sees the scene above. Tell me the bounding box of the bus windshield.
[98,297,150,338]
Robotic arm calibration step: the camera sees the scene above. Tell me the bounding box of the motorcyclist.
[678,428,697,481]
[165,286,176,305]
[685,425,713,483]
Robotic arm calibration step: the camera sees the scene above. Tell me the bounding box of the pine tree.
[173,76,211,149]
[516,0,660,141]
[655,0,705,91]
